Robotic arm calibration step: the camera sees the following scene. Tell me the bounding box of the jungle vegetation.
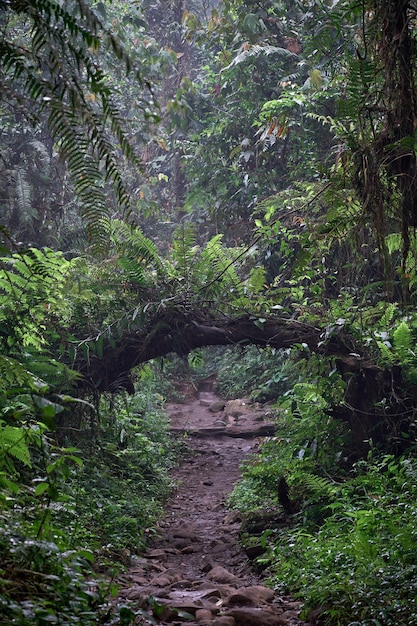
[1,0,417,624]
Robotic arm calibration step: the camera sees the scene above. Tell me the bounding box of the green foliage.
[0,245,81,496]
[57,377,181,557]
[262,455,417,625]
[393,321,412,364]
[183,0,314,232]
[227,352,349,512]
[0,246,71,349]
[111,219,166,286]
[225,43,298,69]
[0,364,182,622]
[0,0,152,250]
[0,422,32,468]
[0,522,109,626]
[389,319,417,383]
[214,345,297,401]
[225,341,417,626]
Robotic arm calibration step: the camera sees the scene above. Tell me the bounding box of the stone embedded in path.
[146,548,167,559]
[170,537,192,550]
[181,545,196,554]
[206,565,242,585]
[149,568,184,587]
[224,399,251,418]
[209,401,226,413]
[172,524,200,541]
[225,585,275,606]
[196,608,214,622]
[281,608,304,621]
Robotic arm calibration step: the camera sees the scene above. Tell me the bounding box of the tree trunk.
[73,311,411,458]
[76,313,355,392]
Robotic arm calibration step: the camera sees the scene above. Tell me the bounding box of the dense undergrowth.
[0,370,182,625]
[212,345,417,626]
[195,345,297,401]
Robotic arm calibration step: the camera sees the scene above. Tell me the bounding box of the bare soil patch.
[116,381,310,626]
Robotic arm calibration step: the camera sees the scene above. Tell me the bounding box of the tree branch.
[75,312,365,393]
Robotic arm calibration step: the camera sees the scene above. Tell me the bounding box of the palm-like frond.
[197,234,245,305]
[171,223,198,279]
[302,472,339,497]
[0,423,32,467]
[14,169,33,220]
[224,44,298,71]
[0,247,70,349]
[111,220,166,286]
[0,0,151,251]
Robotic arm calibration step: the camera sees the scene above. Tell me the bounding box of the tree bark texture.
[76,312,367,393]
[74,311,411,457]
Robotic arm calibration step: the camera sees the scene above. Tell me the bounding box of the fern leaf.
[225,44,298,71]
[376,340,394,365]
[117,257,147,286]
[0,424,32,467]
[198,235,245,305]
[247,266,267,295]
[14,169,33,218]
[380,303,397,328]
[0,355,38,392]
[111,220,165,277]
[0,0,150,251]
[172,223,198,278]
[393,321,412,364]
[302,472,339,497]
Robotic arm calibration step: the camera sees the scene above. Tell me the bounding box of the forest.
[2,0,417,624]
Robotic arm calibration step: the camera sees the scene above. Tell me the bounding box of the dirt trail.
[117,383,310,626]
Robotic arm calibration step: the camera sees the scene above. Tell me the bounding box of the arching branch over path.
[75,311,402,457]
[76,312,366,393]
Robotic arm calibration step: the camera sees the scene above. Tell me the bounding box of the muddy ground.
[116,382,311,626]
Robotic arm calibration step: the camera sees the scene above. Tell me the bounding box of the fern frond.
[0,0,151,251]
[197,235,245,305]
[117,257,147,286]
[319,189,362,241]
[380,303,397,328]
[306,112,349,137]
[225,44,298,71]
[386,233,402,256]
[0,355,38,393]
[111,220,165,278]
[14,169,34,221]
[0,424,32,467]
[29,140,51,178]
[376,340,395,365]
[172,223,198,278]
[0,247,70,349]
[393,321,412,364]
[246,266,266,296]
[302,472,339,497]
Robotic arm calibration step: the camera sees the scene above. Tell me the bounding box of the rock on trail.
[116,384,310,626]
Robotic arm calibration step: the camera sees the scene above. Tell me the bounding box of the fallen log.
[75,312,368,393]
[71,311,412,458]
